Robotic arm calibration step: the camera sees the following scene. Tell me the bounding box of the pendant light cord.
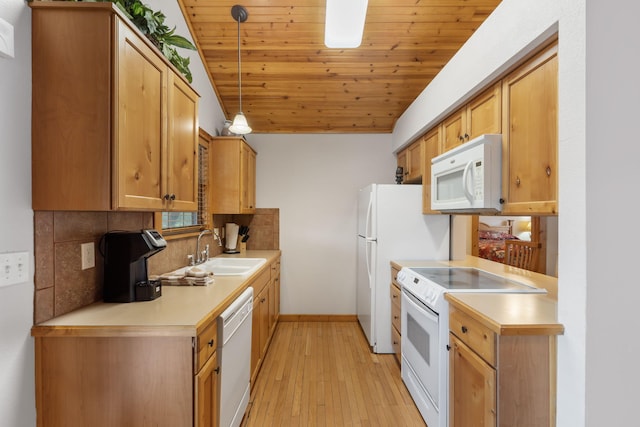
[237,14,242,113]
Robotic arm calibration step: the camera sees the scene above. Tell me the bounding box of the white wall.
[393,0,640,424]
[584,2,640,425]
[248,134,395,314]
[0,0,36,425]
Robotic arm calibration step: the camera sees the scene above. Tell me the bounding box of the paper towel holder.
[224,222,240,254]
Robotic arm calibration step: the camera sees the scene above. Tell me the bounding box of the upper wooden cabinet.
[30,2,199,211]
[501,43,558,215]
[421,127,442,214]
[210,137,257,214]
[396,139,424,184]
[442,82,502,153]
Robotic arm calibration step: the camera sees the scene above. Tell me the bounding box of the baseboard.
[278,314,357,322]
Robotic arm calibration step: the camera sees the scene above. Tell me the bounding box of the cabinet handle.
[515,176,521,186]
[461,326,468,334]
[261,297,266,303]
[214,367,220,374]
[169,194,176,201]
[393,315,399,320]
[458,135,465,142]
[208,339,214,347]
[163,194,170,200]
[499,198,505,204]
[464,133,469,140]
[546,166,552,176]
[446,344,451,351]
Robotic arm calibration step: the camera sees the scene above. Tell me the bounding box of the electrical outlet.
[81,242,95,270]
[0,251,29,287]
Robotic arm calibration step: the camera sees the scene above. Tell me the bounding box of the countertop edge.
[445,293,564,336]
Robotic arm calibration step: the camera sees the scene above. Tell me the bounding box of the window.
[157,129,212,235]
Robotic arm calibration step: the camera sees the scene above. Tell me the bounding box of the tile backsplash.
[33,209,279,324]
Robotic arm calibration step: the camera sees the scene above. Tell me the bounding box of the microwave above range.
[431,134,502,213]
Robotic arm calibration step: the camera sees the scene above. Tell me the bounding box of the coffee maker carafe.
[102,229,167,302]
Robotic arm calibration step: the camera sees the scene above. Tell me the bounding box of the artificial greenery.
[81,0,197,82]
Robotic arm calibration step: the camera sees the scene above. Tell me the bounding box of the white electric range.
[396,266,546,427]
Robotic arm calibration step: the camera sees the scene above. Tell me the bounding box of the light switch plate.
[0,251,29,287]
[0,18,15,59]
[81,242,95,270]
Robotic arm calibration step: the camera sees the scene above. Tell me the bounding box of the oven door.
[401,288,440,407]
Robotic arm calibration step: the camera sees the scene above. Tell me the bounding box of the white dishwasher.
[218,287,253,427]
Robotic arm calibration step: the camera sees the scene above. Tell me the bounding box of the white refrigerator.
[357,184,450,353]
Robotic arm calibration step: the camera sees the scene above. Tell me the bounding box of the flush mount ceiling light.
[229,4,252,135]
[324,0,368,48]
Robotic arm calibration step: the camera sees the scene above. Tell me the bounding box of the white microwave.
[431,134,502,213]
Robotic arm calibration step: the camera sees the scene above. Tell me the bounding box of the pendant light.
[229,5,251,135]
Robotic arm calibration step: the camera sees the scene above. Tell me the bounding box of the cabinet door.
[501,43,558,214]
[167,73,199,211]
[404,140,422,183]
[195,351,219,427]
[397,148,408,181]
[259,286,270,356]
[421,127,441,214]
[468,82,501,140]
[241,144,256,213]
[114,19,166,210]
[251,296,262,382]
[449,334,496,427]
[442,106,467,152]
[274,274,281,323]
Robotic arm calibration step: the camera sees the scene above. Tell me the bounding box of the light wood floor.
[244,321,426,426]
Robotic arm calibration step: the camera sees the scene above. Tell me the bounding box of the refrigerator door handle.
[365,194,374,240]
[365,239,373,287]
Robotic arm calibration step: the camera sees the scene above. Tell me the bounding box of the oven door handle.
[402,289,439,322]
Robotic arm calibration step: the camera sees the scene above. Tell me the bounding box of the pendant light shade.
[229,5,251,135]
[230,112,251,134]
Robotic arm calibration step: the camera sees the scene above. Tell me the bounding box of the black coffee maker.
[102,229,167,302]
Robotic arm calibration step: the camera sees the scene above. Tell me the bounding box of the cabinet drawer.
[391,267,400,288]
[390,285,401,332]
[391,324,401,360]
[390,283,401,308]
[196,319,218,371]
[270,259,281,279]
[449,307,496,367]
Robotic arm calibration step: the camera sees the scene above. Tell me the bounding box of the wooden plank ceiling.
[178,0,501,133]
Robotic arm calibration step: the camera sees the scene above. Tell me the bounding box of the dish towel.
[158,266,215,286]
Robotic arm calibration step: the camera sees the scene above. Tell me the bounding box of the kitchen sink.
[195,257,266,276]
[170,257,266,278]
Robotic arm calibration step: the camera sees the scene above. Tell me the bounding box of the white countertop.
[32,250,281,337]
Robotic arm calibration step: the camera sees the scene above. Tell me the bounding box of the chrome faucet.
[193,229,213,265]
[212,229,223,247]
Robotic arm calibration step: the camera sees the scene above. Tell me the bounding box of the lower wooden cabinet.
[251,257,281,384]
[195,347,220,427]
[449,306,556,427]
[33,335,196,427]
[449,334,497,427]
[390,266,402,363]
